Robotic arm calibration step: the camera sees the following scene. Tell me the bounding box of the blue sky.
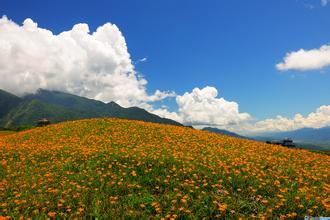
[1,0,330,133]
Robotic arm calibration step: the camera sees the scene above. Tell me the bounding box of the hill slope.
[0,118,328,218]
[0,89,182,127]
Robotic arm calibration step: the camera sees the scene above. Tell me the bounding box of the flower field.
[0,118,329,219]
[0,131,15,138]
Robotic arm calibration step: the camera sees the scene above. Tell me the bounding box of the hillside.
[0,89,182,128]
[0,118,329,219]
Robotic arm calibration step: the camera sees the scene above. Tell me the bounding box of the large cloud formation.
[0,16,173,107]
[2,16,330,134]
[153,86,251,126]
[276,44,330,71]
[254,105,330,131]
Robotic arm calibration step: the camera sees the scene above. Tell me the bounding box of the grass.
[0,118,329,219]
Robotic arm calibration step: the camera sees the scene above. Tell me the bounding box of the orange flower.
[218,204,227,212]
[131,171,137,176]
[47,212,56,218]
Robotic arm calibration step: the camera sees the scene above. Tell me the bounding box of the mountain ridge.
[202,127,248,139]
[0,89,182,128]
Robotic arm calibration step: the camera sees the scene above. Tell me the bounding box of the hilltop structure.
[36,118,50,127]
[266,138,296,148]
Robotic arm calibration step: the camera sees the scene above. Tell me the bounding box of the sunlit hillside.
[0,118,329,219]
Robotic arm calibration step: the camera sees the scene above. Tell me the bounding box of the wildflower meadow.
[0,118,329,219]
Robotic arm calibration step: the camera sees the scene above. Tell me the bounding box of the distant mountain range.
[0,89,182,128]
[202,127,248,139]
[252,127,330,151]
[202,126,330,151]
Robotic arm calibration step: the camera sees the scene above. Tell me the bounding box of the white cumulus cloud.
[231,105,330,135]
[147,90,176,102]
[276,44,330,71]
[0,16,173,107]
[153,86,251,126]
[136,57,147,64]
[151,107,182,123]
[321,0,328,6]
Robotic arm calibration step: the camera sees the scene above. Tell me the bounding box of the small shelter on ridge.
[37,118,51,127]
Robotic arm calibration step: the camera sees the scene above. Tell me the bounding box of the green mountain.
[2,99,86,127]
[0,89,21,118]
[0,89,182,128]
